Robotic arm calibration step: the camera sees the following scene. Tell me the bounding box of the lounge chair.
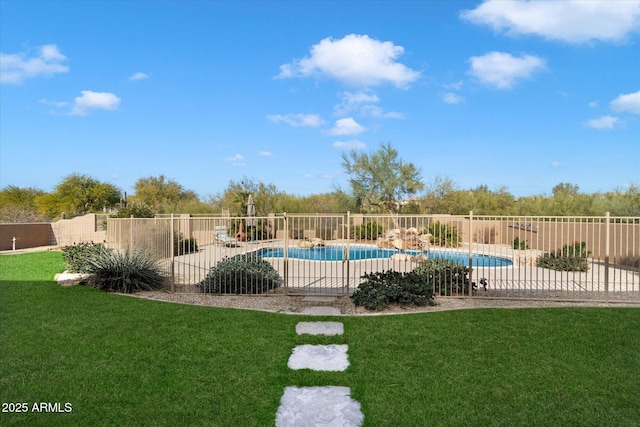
[214,226,238,246]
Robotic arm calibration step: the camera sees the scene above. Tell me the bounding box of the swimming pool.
[255,246,512,267]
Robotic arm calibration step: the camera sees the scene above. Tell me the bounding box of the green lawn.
[1,252,639,426]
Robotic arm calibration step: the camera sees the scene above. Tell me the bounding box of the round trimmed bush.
[197,253,282,294]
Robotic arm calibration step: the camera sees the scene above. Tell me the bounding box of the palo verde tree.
[132,175,199,214]
[341,142,424,214]
[0,185,49,223]
[35,173,121,219]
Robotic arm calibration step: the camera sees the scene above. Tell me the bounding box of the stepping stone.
[288,344,349,371]
[296,321,344,336]
[303,296,336,303]
[275,386,364,427]
[301,306,341,316]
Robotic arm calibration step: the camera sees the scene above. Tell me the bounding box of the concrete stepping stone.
[296,321,344,336]
[288,344,349,371]
[275,386,364,427]
[301,306,341,316]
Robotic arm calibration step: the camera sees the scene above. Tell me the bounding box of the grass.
[1,252,639,426]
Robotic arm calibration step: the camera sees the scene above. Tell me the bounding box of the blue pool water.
[255,246,512,267]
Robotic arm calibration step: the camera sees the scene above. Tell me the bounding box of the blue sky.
[1,1,639,199]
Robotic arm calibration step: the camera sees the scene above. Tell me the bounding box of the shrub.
[175,234,198,255]
[85,249,165,293]
[352,221,384,241]
[351,270,435,311]
[475,226,496,244]
[61,242,110,273]
[513,237,529,250]
[413,258,473,296]
[536,241,591,272]
[197,253,283,294]
[110,204,155,218]
[427,222,460,247]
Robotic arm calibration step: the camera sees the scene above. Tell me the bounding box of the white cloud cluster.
[268,113,325,127]
[468,51,546,89]
[588,89,640,130]
[0,44,69,84]
[461,0,640,44]
[70,91,121,116]
[277,34,420,88]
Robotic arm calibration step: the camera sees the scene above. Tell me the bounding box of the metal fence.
[106,213,640,303]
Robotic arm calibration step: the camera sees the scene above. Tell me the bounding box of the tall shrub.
[427,222,460,247]
[352,221,384,240]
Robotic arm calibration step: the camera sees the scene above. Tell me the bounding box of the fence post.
[468,211,474,298]
[605,212,610,303]
[170,213,175,293]
[345,211,351,296]
[283,212,288,295]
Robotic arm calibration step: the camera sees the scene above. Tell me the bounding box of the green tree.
[133,175,199,214]
[36,174,120,219]
[0,185,49,223]
[341,143,424,214]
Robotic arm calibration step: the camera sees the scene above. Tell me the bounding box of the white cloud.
[334,90,403,119]
[588,101,599,108]
[258,151,272,157]
[268,113,325,127]
[610,90,640,115]
[468,51,546,89]
[277,34,420,88]
[443,92,465,104]
[587,115,620,130]
[1,44,69,84]
[445,80,464,90]
[461,0,640,44]
[226,154,244,162]
[361,105,404,119]
[70,91,121,116]
[332,140,367,150]
[334,90,380,116]
[551,161,562,168]
[39,99,69,108]
[329,118,366,136]
[128,72,149,81]
[225,154,246,166]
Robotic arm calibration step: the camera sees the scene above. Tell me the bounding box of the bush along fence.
[103,212,640,303]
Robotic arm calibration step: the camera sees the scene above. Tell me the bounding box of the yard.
[1,252,639,426]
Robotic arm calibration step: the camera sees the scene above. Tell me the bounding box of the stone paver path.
[276,311,364,427]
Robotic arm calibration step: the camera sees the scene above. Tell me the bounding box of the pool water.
[255,246,512,267]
